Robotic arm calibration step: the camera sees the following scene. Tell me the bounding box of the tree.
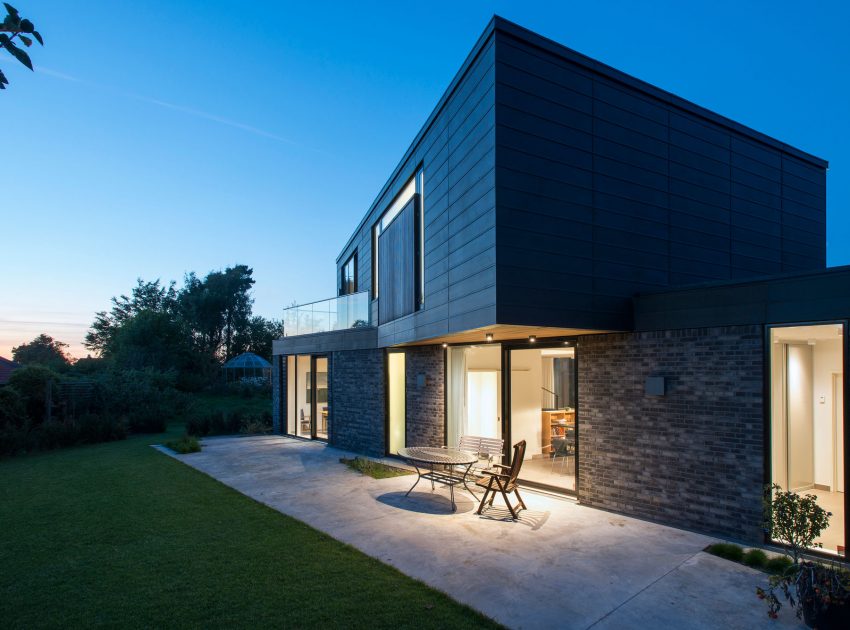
[179,265,255,360]
[233,316,283,360]
[105,310,195,373]
[12,334,71,371]
[7,364,60,424]
[85,279,178,353]
[1,3,44,90]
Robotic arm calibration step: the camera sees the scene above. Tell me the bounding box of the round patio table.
[397,447,478,512]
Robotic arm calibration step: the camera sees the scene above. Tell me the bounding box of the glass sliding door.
[315,357,329,440]
[295,355,312,438]
[770,324,845,556]
[446,345,502,449]
[387,351,406,455]
[284,354,329,440]
[286,356,296,434]
[509,345,576,492]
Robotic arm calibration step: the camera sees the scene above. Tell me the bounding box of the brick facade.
[577,326,765,541]
[404,346,445,447]
[329,348,386,456]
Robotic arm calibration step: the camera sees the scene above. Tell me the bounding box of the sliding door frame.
[764,320,849,560]
[442,335,580,497]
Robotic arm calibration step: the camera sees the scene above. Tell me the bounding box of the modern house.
[272,16,847,553]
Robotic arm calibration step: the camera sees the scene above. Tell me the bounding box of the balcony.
[282,291,371,337]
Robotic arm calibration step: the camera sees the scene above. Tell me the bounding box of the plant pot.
[806,602,850,629]
[799,581,850,629]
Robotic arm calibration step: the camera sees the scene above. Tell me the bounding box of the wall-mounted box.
[645,376,666,396]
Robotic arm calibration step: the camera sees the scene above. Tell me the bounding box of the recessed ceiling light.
[485,333,494,342]
[528,335,536,343]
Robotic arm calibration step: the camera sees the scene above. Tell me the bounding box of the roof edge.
[335,17,499,263]
[492,15,828,169]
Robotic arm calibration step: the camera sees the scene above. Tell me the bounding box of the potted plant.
[757,484,850,628]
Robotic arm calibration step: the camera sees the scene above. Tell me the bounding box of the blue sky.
[2,0,848,358]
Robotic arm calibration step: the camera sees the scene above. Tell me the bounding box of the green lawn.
[0,426,499,629]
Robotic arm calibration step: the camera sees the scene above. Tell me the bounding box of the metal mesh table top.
[397,447,478,465]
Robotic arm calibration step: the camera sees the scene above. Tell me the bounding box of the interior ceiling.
[398,325,613,347]
[772,324,844,343]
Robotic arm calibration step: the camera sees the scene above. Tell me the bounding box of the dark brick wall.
[404,346,446,447]
[272,355,284,434]
[577,325,765,542]
[329,349,386,456]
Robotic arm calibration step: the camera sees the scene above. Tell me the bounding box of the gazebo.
[222,352,272,383]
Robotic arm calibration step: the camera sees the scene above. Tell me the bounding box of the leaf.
[19,18,33,33]
[18,34,31,47]
[0,68,7,88]
[3,38,32,70]
[3,3,18,17]
[32,31,43,46]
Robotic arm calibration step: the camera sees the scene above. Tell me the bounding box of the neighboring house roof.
[222,353,272,370]
[0,356,22,385]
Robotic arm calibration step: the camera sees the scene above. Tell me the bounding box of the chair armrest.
[490,464,510,471]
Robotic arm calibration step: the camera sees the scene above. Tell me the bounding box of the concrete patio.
[160,436,803,629]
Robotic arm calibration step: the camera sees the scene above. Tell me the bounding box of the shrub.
[241,410,273,435]
[765,555,794,575]
[764,483,831,564]
[165,434,201,454]
[707,543,744,562]
[186,409,244,437]
[8,365,61,425]
[100,368,184,434]
[743,549,768,569]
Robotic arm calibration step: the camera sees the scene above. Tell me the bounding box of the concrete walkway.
[160,436,803,629]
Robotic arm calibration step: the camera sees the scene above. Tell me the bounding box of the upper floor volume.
[307,15,828,346]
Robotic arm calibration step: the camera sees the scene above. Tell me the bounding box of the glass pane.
[511,347,576,492]
[770,324,844,555]
[446,345,502,448]
[388,352,406,454]
[286,356,296,434]
[316,357,329,440]
[296,355,312,438]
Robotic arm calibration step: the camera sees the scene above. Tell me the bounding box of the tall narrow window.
[339,252,357,296]
[770,323,845,556]
[372,167,424,323]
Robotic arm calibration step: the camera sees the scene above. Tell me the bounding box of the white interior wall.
[510,349,544,456]
[770,343,787,488]
[813,339,843,488]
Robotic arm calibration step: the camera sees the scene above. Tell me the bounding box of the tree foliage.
[12,333,71,371]
[179,265,255,360]
[85,279,178,353]
[1,3,44,90]
[83,264,279,384]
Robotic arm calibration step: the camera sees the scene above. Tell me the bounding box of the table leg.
[460,462,478,500]
[449,480,456,512]
[404,461,423,497]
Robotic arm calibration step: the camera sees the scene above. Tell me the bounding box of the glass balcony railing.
[282,291,371,337]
